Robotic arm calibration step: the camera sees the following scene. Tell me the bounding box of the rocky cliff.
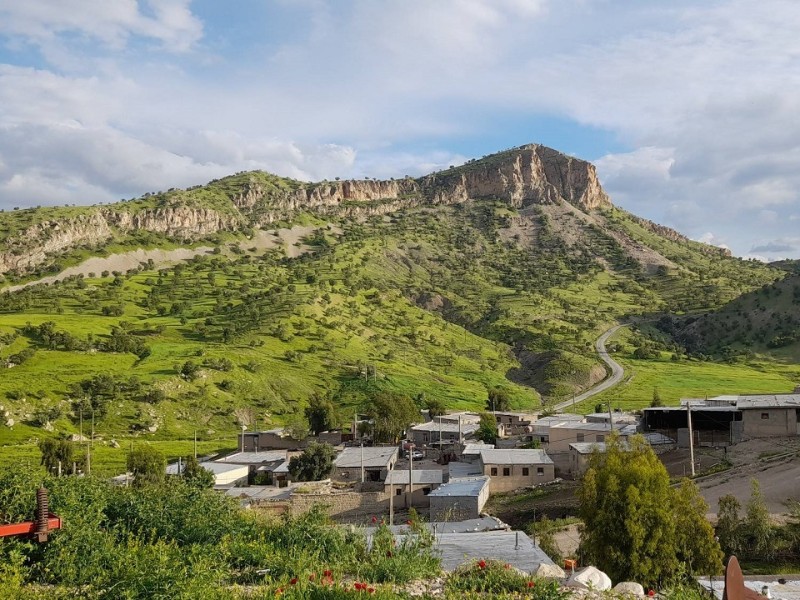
[0,144,611,277]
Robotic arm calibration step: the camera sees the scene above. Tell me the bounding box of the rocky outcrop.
[0,143,613,277]
[420,145,611,211]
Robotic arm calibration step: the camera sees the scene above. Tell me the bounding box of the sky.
[1,1,799,261]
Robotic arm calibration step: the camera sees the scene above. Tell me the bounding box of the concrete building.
[459,443,495,463]
[214,450,288,484]
[738,395,800,438]
[409,420,478,446]
[489,411,536,437]
[384,469,443,508]
[547,421,629,452]
[241,428,308,451]
[428,476,491,521]
[436,412,482,425]
[530,414,585,445]
[332,446,398,482]
[568,442,606,477]
[167,461,249,487]
[478,449,555,492]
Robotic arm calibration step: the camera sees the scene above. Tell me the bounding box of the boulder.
[613,582,645,597]
[534,563,566,578]
[566,566,612,591]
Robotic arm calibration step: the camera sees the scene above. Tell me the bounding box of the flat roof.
[569,442,607,455]
[462,443,495,455]
[216,451,287,464]
[334,446,398,468]
[737,394,800,409]
[550,421,624,431]
[385,469,443,485]
[411,421,479,433]
[432,531,555,572]
[428,476,490,498]
[479,449,553,465]
[362,516,507,536]
[448,461,483,478]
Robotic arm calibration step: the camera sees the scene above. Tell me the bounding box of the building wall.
[429,496,479,521]
[547,427,612,452]
[480,462,555,493]
[742,408,798,438]
[411,429,463,446]
[384,484,434,508]
[244,433,308,452]
[333,466,387,483]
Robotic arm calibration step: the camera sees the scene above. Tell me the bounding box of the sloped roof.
[479,449,553,465]
[334,446,398,468]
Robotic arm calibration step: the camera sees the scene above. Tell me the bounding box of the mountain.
[0,144,786,452]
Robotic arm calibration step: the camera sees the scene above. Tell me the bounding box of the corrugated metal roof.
[411,421,479,433]
[384,469,443,485]
[361,516,508,536]
[334,446,398,468]
[569,442,607,454]
[428,476,490,497]
[737,394,800,409]
[479,449,553,465]
[216,451,287,464]
[462,443,495,455]
[448,461,483,478]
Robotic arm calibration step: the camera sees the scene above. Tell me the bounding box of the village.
[150,391,800,596]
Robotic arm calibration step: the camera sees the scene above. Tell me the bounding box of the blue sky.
[1,0,799,260]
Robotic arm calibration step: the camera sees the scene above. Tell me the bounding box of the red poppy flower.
[323,569,333,577]
[371,516,377,523]
[478,560,487,569]
[648,590,656,597]
[528,581,535,588]
[309,573,316,581]
[355,582,364,590]
[504,563,510,569]
[289,577,298,585]
[368,588,375,594]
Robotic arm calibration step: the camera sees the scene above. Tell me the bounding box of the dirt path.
[1,223,337,293]
[552,324,626,411]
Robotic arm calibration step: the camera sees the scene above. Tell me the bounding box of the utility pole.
[687,403,696,477]
[607,402,613,429]
[360,442,365,484]
[389,463,395,525]
[407,446,414,510]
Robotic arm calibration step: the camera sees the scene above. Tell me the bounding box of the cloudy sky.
[1,0,799,260]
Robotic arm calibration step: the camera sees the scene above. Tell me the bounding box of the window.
[577,433,585,442]
[537,467,544,476]
[761,413,769,420]
[396,488,402,496]
[423,487,431,495]
[490,467,498,476]
[503,467,510,476]
[596,435,605,442]
[522,468,529,476]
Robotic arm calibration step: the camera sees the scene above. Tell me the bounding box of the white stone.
[4,418,14,427]
[614,582,645,597]
[566,566,612,591]
[534,563,566,578]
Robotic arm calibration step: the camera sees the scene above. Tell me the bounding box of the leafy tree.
[486,388,511,412]
[716,494,743,557]
[284,416,310,441]
[39,437,75,475]
[745,479,773,559]
[476,413,498,444]
[425,397,447,418]
[651,387,663,407]
[182,455,214,489]
[127,445,166,487]
[288,442,336,481]
[579,433,722,586]
[364,392,419,443]
[305,392,336,436]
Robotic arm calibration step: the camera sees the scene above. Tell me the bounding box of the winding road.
[551,324,626,412]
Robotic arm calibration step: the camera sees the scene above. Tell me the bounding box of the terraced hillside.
[0,144,795,469]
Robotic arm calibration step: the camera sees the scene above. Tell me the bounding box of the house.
[409,420,478,446]
[332,446,398,482]
[489,411,536,437]
[167,461,249,488]
[530,414,585,445]
[241,428,308,451]
[384,469,443,508]
[737,395,800,438]
[428,476,491,521]
[214,450,288,484]
[568,442,606,477]
[436,412,482,425]
[547,421,630,452]
[478,449,555,492]
[459,443,495,463]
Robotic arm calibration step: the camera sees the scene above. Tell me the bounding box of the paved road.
[551,324,626,412]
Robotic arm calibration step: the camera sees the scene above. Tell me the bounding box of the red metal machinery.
[0,487,62,542]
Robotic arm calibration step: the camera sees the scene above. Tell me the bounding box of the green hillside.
[0,146,796,469]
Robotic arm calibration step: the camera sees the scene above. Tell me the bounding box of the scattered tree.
[364,392,419,443]
[650,387,663,407]
[39,437,76,475]
[182,455,214,489]
[486,388,511,412]
[745,479,773,559]
[425,397,447,418]
[288,442,336,481]
[305,392,336,436]
[127,445,166,487]
[476,412,498,444]
[716,494,743,557]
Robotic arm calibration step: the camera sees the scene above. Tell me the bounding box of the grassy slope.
[0,166,795,471]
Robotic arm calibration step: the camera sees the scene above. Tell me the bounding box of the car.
[404,450,424,460]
